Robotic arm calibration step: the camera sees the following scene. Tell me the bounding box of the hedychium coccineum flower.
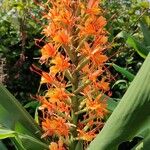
[33,0,111,149]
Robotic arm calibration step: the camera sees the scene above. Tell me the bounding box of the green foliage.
[140,22,150,46]
[0,141,7,150]
[0,83,41,137]
[0,0,42,106]
[111,63,135,81]
[117,22,150,58]
[0,83,49,149]
[103,0,149,99]
[75,141,83,150]
[0,128,48,150]
[88,53,150,150]
[0,129,15,139]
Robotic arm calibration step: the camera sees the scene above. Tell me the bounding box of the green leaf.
[34,107,39,124]
[116,31,129,40]
[0,83,41,138]
[112,63,135,81]
[18,134,49,150]
[0,105,15,129]
[107,98,118,112]
[13,136,26,150]
[126,35,149,58]
[112,80,128,90]
[88,53,150,150]
[140,22,150,47]
[75,141,83,150]
[117,31,150,58]
[0,141,7,150]
[0,128,48,150]
[0,128,15,139]
[24,101,39,109]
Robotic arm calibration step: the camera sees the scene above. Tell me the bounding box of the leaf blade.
[88,53,150,150]
[0,84,41,139]
[112,63,135,81]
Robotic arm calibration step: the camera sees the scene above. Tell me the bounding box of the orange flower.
[34,0,110,148]
[52,9,75,27]
[77,129,96,141]
[93,36,108,48]
[96,78,110,91]
[38,95,70,117]
[86,94,102,110]
[42,117,69,138]
[38,96,55,113]
[43,23,60,37]
[49,140,65,150]
[53,30,71,45]
[79,22,96,36]
[79,16,107,36]
[40,43,56,62]
[30,65,54,84]
[40,72,54,84]
[94,16,107,30]
[51,54,70,75]
[81,42,108,65]
[91,52,108,65]
[46,87,69,102]
[86,0,100,15]
[89,69,103,82]
[49,142,58,150]
[86,94,108,118]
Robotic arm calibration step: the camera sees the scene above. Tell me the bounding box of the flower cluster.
[33,0,110,149]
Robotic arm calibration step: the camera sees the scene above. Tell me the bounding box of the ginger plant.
[32,0,111,149]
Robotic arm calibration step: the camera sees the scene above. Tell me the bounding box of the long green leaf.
[18,134,49,150]
[117,31,150,58]
[112,63,135,81]
[0,84,41,138]
[0,129,15,139]
[13,136,26,150]
[0,128,26,150]
[126,36,149,58]
[0,128,49,150]
[88,53,150,150]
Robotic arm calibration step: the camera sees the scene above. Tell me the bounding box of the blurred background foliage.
[102,0,150,99]
[0,0,43,107]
